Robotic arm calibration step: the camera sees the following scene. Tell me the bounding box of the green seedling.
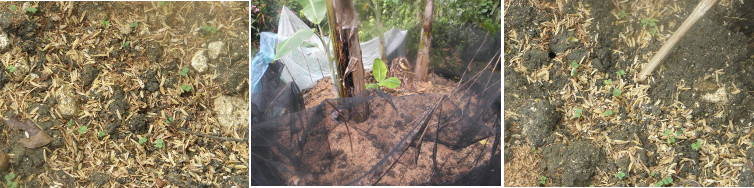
[67,119,73,127]
[7,65,15,73]
[676,128,684,136]
[179,67,189,77]
[78,126,87,134]
[539,176,547,185]
[138,137,147,144]
[571,61,579,77]
[663,176,673,185]
[653,176,673,187]
[604,110,613,116]
[98,131,105,138]
[667,136,676,144]
[10,5,16,11]
[5,172,17,188]
[181,85,192,92]
[613,88,621,97]
[616,171,626,180]
[365,58,401,89]
[617,70,626,77]
[202,24,217,35]
[166,117,174,123]
[620,9,627,18]
[121,41,130,48]
[101,20,111,27]
[574,108,582,118]
[691,140,702,150]
[26,7,36,13]
[155,139,164,148]
[159,1,166,6]
[650,171,656,177]
[664,129,671,137]
[130,22,138,28]
[641,18,658,36]
[603,79,612,85]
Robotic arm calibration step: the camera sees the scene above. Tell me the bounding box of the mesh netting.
[251,68,500,185]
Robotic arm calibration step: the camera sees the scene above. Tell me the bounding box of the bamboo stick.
[636,0,717,82]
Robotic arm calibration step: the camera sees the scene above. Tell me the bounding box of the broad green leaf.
[301,41,317,48]
[297,0,326,24]
[377,77,400,88]
[275,29,315,60]
[372,58,387,82]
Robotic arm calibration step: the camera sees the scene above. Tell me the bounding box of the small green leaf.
[166,117,174,123]
[603,79,612,85]
[540,176,547,185]
[668,136,676,144]
[9,181,16,188]
[620,9,626,18]
[604,110,613,116]
[613,88,621,97]
[179,67,189,77]
[691,140,702,150]
[616,171,626,180]
[574,108,582,118]
[664,129,671,137]
[101,20,110,27]
[138,137,147,144]
[181,85,192,92]
[78,126,87,134]
[654,181,663,187]
[67,119,73,127]
[365,83,379,90]
[130,22,138,28]
[274,29,315,60]
[663,177,673,184]
[26,7,37,13]
[617,70,626,76]
[155,139,164,148]
[5,172,14,182]
[372,58,387,82]
[98,131,105,137]
[650,171,656,177]
[377,77,401,88]
[10,5,16,11]
[7,65,15,73]
[571,61,579,69]
[159,1,166,6]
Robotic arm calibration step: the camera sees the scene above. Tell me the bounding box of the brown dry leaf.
[2,119,52,148]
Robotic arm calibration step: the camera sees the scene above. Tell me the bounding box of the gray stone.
[213,95,248,131]
[56,84,79,117]
[207,41,225,59]
[191,50,208,73]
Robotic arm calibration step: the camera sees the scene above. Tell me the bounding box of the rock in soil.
[518,99,558,147]
[208,41,225,59]
[213,95,249,131]
[56,84,80,117]
[191,50,208,73]
[90,172,110,186]
[542,140,603,186]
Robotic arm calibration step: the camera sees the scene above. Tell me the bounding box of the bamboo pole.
[636,0,717,82]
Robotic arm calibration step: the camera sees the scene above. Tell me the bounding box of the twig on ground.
[636,0,717,81]
[176,127,245,142]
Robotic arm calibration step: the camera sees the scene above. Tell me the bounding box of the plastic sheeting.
[251,32,278,94]
[276,6,407,90]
